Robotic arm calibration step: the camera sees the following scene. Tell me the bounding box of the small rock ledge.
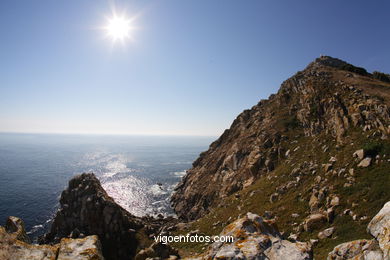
[0,216,104,260]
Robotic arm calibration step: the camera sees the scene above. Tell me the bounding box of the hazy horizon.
[0,130,217,138]
[1,1,389,136]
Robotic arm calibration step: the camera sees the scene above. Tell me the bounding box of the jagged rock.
[199,212,312,259]
[367,201,390,258]
[304,214,327,232]
[353,149,365,160]
[42,173,146,260]
[5,216,30,243]
[0,217,103,260]
[358,157,372,168]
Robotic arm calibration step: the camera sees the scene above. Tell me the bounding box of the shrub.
[362,141,383,157]
[373,71,390,83]
[339,64,369,76]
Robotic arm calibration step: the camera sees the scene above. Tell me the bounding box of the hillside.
[170,56,390,258]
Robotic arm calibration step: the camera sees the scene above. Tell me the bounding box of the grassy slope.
[172,127,390,259]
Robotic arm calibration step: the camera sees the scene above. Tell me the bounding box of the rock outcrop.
[0,216,104,260]
[171,56,390,221]
[41,173,179,260]
[197,212,313,259]
[42,173,146,260]
[328,201,390,259]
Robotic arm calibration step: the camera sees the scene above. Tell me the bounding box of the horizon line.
[0,130,219,138]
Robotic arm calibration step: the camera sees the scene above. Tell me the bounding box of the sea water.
[0,133,213,239]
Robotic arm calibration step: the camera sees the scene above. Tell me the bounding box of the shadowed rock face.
[171,56,390,221]
[0,216,104,260]
[42,173,145,260]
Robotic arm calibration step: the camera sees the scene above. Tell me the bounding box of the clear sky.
[0,1,389,136]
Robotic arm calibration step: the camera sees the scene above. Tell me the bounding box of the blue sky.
[0,1,389,136]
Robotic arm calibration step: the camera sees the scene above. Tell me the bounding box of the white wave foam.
[171,170,187,178]
[27,224,44,234]
[149,184,167,196]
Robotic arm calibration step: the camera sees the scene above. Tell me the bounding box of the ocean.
[0,133,213,240]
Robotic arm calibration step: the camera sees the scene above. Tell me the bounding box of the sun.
[104,14,133,42]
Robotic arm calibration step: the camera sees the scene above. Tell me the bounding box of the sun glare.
[104,14,133,43]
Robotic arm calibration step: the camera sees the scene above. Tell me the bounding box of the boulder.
[304,214,327,232]
[200,212,312,259]
[318,227,335,239]
[57,236,104,260]
[353,149,365,160]
[367,201,390,258]
[327,239,382,260]
[358,157,372,168]
[330,196,340,207]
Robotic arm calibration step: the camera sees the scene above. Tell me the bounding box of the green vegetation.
[172,128,390,259]
[282,115,300,129]
[339,63,369,76]
[373,71,390,83]
[362,140,383,157]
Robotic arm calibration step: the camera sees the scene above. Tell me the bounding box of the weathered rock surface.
[304,213,327,232]
[171,56,390,221]
[197,212,313,259]
[367,201,390,259]
[0,216,103,260]
[57,236,104,260]
[134,242,179,260]
[41,173,179,260]
[42,173,145,260]
[328,201,390,259]
[328,239,383,260]
[358,157,372,168]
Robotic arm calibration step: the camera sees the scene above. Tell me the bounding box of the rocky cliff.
[171,56,390,221]
[170,56,390,259]
[41,173,179,260]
